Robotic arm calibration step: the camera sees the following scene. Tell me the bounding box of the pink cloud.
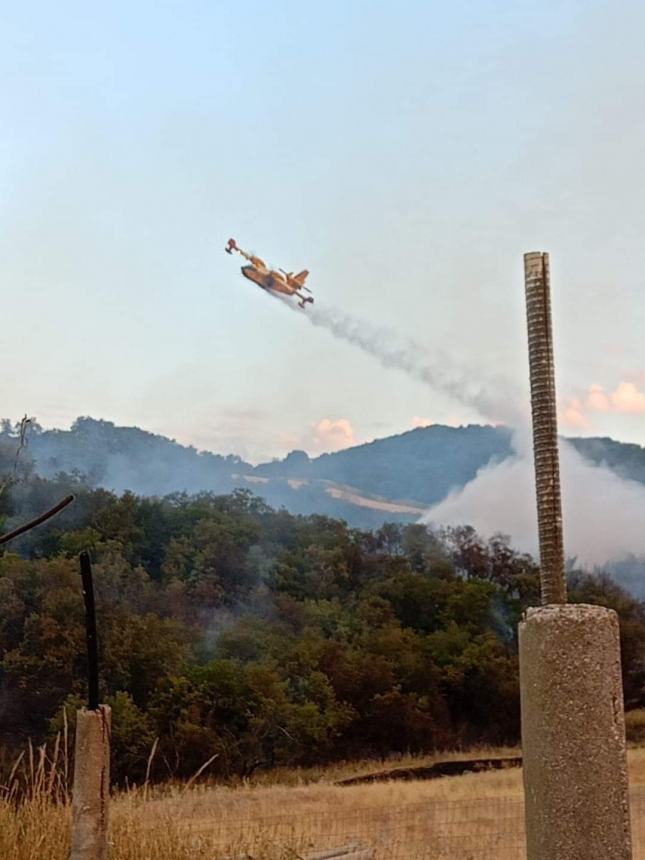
[610,381,645,414]
[311,418,357,452]
[587,384,610,412]
[561,379,645,427]
[411,416,434,428]
[561,398,590,429]
[279,419,358,455]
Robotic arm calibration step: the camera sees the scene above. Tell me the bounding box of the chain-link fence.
[171,787,645,859]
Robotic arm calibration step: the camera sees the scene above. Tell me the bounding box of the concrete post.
[520,252,632,859]
[71,705,111,860]
[519,606,631,859]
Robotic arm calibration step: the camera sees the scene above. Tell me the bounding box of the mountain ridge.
[3,416,645,529]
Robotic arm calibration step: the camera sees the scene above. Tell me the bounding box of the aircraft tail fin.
[292,269,309,286]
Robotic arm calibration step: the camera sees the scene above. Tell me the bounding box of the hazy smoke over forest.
[425,435,645,570]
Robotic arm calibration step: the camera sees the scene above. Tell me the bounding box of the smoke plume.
[281,298,645,579]
[283,299,523,425]
[424,435,645,570]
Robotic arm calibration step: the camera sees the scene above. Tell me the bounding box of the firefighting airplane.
[225,238,314,309]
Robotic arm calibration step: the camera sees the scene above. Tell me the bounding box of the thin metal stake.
[79,550,100,711]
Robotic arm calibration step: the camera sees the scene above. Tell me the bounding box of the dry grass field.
[2,746,645,859]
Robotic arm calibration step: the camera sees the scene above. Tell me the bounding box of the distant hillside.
[17,417,251,497]
[255,424,514,504]
[3,416,645,529]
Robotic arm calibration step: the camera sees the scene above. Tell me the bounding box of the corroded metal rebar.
[79,551,100,711]
[0,493,75,545]
[524,252,566,604]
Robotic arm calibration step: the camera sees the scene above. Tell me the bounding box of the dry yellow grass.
[2,747,645,859]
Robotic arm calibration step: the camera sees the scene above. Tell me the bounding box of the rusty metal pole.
[523,251,566,604]
[519,252,632,859]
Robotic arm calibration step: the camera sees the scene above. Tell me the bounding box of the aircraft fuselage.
[226,239,314,308]
[241,265,295,297]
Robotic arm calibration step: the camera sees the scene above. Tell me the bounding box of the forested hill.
[1,486,643,782]
[2,417,645,528]
[4,417,250,498]
[253,423,513,505]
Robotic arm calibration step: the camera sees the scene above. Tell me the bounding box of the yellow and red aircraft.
[225,238,314,309]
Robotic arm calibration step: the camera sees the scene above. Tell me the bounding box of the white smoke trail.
[283,298,523,425]
[279,297,645,573]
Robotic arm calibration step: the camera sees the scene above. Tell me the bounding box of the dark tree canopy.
[1,473,643,784]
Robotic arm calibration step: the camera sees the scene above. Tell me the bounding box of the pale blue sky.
[3,1,645,460]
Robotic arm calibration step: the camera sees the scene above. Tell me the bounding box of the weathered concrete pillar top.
[524,601,617,624]
[519,604,632,859]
